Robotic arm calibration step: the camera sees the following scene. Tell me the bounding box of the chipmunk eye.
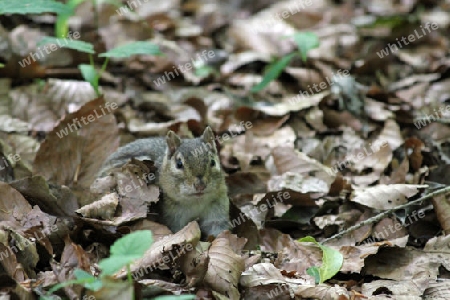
[176,158,184,169]
[210,159,215,167]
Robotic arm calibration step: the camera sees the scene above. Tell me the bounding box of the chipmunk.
[98,127,229,237]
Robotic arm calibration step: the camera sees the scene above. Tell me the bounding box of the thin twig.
[321,185,450,244]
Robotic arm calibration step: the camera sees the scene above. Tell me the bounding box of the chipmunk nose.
[194,176,206,192]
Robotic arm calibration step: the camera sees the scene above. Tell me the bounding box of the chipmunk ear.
[201,126,217,152]
[166,130,181,157]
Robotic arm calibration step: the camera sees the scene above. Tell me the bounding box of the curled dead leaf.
[76,193,119,220]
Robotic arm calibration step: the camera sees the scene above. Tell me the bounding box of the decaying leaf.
[352,184,428,210]
[118,221,201,279]
[76,193,119,220]
[33,96,119,189]
[204,234,245,300]
[1,1,450,299]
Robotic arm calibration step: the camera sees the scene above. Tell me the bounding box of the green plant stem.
[127,264,134,300]
[87,54,100,96]
[100,57,110,74]
[87,54,109,96]
[89,53,95,67]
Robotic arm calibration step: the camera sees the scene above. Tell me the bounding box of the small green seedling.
[55,0,85,38]
[84,40,162,96]
[36,38,162,96]
[251,31,319,93]
[0,0,162,96]
[55,1,127,36]
[298,236,343,284]
[41,230,154,299]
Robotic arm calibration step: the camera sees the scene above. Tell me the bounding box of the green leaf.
[47,278,89,294]
[44,269,101,298]
[99,230,153,276]
[298,236,343,284]
[110,230,153,257]
[74,269,103,291]
[78,64,100,96]
[306,266,321,283]
[99,41,162,58]
[0,63,4,68]
[194,64,214,77]
[251,52,296,93]
[0,0,72,15]
[99,256,137,276]
[38,37,95,54]
[291,32,320,62]
[73,269,95,280]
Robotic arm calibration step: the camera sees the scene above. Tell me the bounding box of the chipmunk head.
[160,127,224,202]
